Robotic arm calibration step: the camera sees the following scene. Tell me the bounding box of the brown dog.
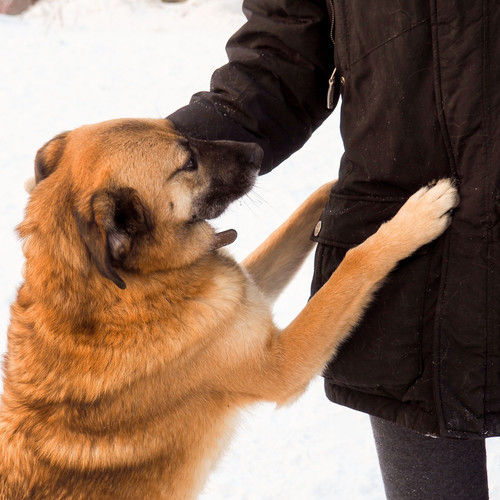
[0,118,458,499]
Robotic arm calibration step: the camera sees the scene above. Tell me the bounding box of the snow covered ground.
[0,1,498,498]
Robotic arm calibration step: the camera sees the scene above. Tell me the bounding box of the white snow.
[0,1,498,498]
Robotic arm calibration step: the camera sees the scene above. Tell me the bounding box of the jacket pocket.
[311,194,437,394]
[311,192,405,248]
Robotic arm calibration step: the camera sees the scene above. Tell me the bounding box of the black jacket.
[169,0,500,439]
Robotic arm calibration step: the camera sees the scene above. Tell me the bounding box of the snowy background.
[0,1,498,498]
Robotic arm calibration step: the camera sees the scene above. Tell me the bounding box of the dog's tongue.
[213,229,237,250]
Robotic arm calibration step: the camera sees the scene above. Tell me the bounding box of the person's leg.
[370,416,489,500]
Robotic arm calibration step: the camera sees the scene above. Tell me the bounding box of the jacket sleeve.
[167,0,335,174]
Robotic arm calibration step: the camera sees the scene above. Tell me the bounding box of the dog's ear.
[34,132,68,184]
[75,187,152,290]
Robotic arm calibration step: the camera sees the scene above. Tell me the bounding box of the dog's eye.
[181,157,198,172]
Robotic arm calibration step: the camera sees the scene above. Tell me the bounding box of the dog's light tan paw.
[388,179,459,254]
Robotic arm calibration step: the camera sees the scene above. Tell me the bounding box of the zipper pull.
[327,67,337,110]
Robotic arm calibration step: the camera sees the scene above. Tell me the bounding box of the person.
[167,1,499,498]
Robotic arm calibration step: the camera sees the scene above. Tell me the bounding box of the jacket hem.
[324,379,499,439]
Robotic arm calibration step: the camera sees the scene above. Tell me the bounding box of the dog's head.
[24,118,262,289]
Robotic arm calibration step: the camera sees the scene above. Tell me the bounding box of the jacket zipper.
[326,0,337,109]
[328,0,335,45]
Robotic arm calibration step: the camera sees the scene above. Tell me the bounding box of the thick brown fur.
[0,118,458,499]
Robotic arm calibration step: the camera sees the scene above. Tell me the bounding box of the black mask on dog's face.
[187,138,263,221]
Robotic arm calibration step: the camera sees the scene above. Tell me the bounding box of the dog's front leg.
[243,181,335,303]
[255,180,459,404]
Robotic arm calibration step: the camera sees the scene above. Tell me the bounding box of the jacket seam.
[482,0,492,429]
[430,0,458,177]
[350,17,431,67]
[417,250,435,377]
[433,230,450,434]
[341,0,351,69]
[312,237,355,249]
[329,192,407,203]
[430,0,458,433]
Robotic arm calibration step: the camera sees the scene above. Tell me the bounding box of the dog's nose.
[243,143,264,170]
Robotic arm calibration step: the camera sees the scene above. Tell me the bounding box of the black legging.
[370,416,489,500]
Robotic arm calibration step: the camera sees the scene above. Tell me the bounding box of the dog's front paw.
[388,179,459,254]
